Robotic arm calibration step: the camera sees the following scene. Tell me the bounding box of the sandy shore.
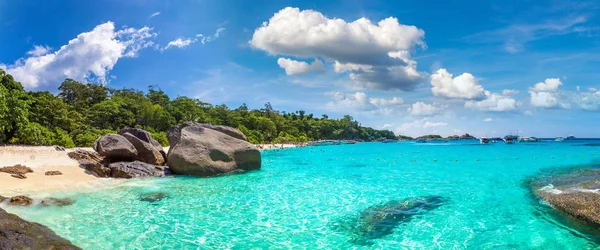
[0,146,111,197]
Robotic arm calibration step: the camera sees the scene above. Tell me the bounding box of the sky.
[1,0,600,137]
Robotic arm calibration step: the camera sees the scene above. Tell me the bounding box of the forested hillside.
[0,69,396,147]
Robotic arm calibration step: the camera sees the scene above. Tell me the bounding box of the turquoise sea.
[4,140,600,249]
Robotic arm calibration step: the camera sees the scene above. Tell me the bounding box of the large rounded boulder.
[118,128,166,165]
[167,122,261,177]
[93,134,138,161]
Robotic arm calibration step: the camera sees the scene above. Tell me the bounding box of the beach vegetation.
[0,69,395,147]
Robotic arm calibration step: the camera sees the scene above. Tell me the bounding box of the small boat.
[518,137,541,142]
[479,137,490,144]
[382,139,399,143]
[555,137,565,142]
[307,140,342,146]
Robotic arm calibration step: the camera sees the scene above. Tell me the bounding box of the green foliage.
[0,70,396,147]
[150,131,169,146]
[11,122,54,146]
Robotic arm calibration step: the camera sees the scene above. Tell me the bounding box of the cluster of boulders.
[68,123,261,179]
[0,164,33,179]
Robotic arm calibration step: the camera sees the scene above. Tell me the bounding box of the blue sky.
[1,0,600,137]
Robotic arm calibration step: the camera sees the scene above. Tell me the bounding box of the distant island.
[396,134,476,141]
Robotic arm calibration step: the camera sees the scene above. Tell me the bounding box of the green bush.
[150,131,169,146]
[52,129,75,148]
[11,122,54,146]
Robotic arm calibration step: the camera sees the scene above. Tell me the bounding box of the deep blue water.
[4,140,600,249]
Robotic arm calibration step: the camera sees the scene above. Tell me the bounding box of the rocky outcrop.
[119,128,167,164]
[0,164,33,175]
[167,122,260,177]
[121,132,165,166]
[45,171,63,176]
[107,161,166,179]
[93,134,138,161]
[68,150,111,177]
[9,196,33,206]
[0,195,8,202]
[0,207,81,250]
[41,197,75,207]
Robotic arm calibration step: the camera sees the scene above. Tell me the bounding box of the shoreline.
[0,143,299,196]
[0,146,111,197]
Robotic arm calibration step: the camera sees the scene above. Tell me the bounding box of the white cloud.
[430,68,486,99]
[502,89,519,95]
[250,7,426,91]
[163,28,225,50]
[27,45,52,56]
[528,78,569,109]
[149,12,161,18]
[2,22,156,89]
[483,117,493,122]
[424,121,448,128]
[325,91,404,114]
[573,89,600,110]
[465,91,520,112]
[277,58,325,75]
[407,101,442,116]
[164,37,194,49]
[369,97,404,107]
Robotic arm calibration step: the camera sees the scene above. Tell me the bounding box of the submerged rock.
[0,207,81,250]
[533,168,600,229]
[108,161,166,179]
[41,197,75,207]
[9,195,33,206]
[167,122,261,177]
[139,192,169,202]
[93,133,138,161]
[0,164,33,175]
[343,196,447,245]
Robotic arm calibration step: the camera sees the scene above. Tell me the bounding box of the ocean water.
[4,140,600,249]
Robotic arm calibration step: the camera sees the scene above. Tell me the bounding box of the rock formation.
[166,122,261,177]
[0,207,81,249]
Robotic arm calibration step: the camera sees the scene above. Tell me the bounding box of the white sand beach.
[0,146,106,197]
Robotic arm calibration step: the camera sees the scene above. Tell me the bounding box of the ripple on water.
[3,140,600,249]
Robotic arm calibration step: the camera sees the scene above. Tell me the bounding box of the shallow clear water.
[4,140,600,249]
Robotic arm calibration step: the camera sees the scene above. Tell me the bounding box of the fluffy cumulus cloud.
[27,45,52,56]
[277,58,325,75]
[528,78,569,109]
[325,91,404,114]
[163,28,225,50]
[250,7,426,91]
[2,22,156,89]
[407,101,443,116]
[394,118,450,136]
[430,68,485,99]
[465,91,520,112]
[483,117,493,122]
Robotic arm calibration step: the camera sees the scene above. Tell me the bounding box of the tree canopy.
[0,69,396,147]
